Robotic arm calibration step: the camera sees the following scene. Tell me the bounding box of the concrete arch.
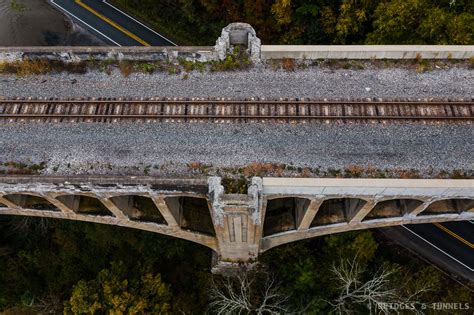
[56,194,114,216]
[1,176,473,268]
[0,208,218,251]
[364,198,424,221]
[164,196,216,236]
[0,177,217,256]
[420,198,474,215]
[3,193,60,211]
[263,197,311,236]
[260,215,472,252]
[110,195,167,225]
[264,194,317,200]
[310,197,367,227]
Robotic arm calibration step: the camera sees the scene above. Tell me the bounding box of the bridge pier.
[208,177,264,272]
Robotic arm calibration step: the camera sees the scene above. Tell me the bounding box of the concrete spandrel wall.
[0,176,218,251]
[260,45,474,60]
[259,177,474,252]
[1,176,473,266]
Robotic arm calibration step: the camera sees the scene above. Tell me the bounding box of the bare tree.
[10,216,51,235]
[330,257,430,315]
[34,293,63,314]
[208,270,290,314]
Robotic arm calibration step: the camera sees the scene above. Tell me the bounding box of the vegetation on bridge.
[0,216,472,313]
[110,0,473,45]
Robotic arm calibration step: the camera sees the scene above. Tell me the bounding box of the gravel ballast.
[1,66,472,177]
[0,123,471,176]
[0,67,473,99]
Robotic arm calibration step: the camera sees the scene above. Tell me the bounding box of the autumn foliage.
[110,0,473,45]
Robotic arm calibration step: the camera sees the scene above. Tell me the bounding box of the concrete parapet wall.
[0,46,216,63]
[261,45,474,60]
[1,24,472,64]
[0,44,472,64]
[262,178,474,198]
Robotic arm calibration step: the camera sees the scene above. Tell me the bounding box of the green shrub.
[210,46,252,71]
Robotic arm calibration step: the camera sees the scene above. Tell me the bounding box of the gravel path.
[0,67,472,99]
[0,123,471,176]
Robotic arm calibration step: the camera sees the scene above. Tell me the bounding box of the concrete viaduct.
[0,176,472,269]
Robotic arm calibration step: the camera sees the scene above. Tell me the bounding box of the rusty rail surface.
[0,98,472,123]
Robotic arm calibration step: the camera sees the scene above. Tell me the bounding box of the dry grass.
[395,169,421,179]
[118,61,133,77]
[187,162,211,174]
[301,167,312,177]
[224,165,471,180]
[444,169,470,179]
[414,53,423,63]
[0,60,87,76]
[413,53,432,73]
[241,162,286,177]
[281,58,296,71]
[344,165,365,178]
[0,59,51,75]
[416,60,430,73]
[0,161,47,175]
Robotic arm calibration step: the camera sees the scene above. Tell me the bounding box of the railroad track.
[0,98,472,123]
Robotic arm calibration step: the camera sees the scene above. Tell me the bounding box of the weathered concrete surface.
[262,178,474,196]
[1,45,472,63]
[0,176,472,268]
[261,45,474,60]
[215,23,261,62]
[0,46,215,63]
[208,177,262,262]
[260,178,474,251]
[0,176,216,249]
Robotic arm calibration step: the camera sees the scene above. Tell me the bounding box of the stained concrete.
[0,176,472,268]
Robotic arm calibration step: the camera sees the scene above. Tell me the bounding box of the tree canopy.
[65,262,171,314]
[0,216,472,313]
[110,0,474,45]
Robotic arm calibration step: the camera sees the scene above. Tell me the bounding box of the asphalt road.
[50,0,176,46]
[381,221,474,281]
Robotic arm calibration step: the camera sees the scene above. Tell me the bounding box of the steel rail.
[0,99,471,122]
[0,114,471,120]
[0,99,472,105]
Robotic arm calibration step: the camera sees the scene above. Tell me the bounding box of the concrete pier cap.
[215,22,262,63]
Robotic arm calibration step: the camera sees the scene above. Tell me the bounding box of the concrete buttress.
[208,177,263,268]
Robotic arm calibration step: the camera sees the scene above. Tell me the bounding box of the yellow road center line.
[75,0,150,46]
[433,222,474,249]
